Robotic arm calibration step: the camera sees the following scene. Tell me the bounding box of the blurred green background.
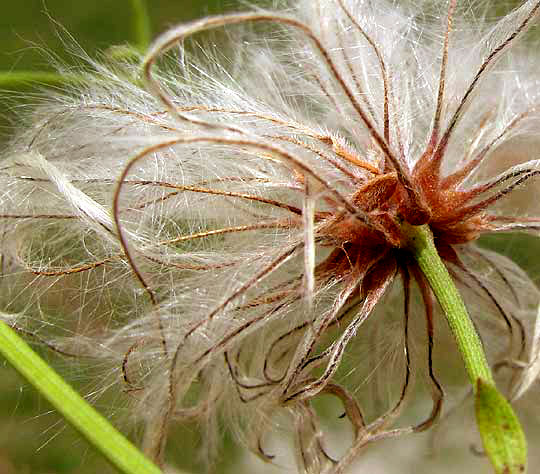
[1,1,539,474]
[0,0,244,141]
[0,0,236,70]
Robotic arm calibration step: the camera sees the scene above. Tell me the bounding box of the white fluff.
[2,1,540,473]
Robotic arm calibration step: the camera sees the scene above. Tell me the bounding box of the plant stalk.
[404,223,526,474]
[0,318,162,474]
[129,0,152,51]
[0,71,84,90]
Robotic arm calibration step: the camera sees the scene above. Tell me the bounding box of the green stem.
[0,318,162,474]
[405,223,492,386]
[129,0,152,51]
[0,71,84,90]
[405,223,526,474]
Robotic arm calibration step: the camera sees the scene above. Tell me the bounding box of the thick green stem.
[404,223,526,474]
[0,318,162,474]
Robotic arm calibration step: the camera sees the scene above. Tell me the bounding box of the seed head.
[2,1,540,472]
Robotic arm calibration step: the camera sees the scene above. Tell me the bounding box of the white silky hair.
[1,1,540,473]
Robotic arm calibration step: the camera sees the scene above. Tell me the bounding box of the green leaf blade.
[475,378,527,474]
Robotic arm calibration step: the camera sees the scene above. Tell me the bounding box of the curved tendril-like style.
[282,270,367,397]
[4,0,540,473]
[466,247,529,367]
[447,169,540,224]
[142,10,420,208]
[225,351,273,403]
[173,244,303,364]
[337,0,391,142]
[442,106,540,189]
[0,213,77,220]
[462,265,518,353]
[10,325,81,359]
[329,270,444,474]
[122,338,147,390]
[413,271,445,432]
[270,135,369,182]
[469,247,522,307]
[164,243,305,445]
[430,2,540,167]
[445,249,517,353]
[335,30,377,124]
[284,257,397,404]
[429,0,457,149]
[21,221,284,276]
[110,133,382,387]
[112,137,366,249]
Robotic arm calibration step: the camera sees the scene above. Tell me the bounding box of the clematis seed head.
[2,1,540,473]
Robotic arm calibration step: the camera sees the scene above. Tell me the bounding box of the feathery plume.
[2,1,540,472]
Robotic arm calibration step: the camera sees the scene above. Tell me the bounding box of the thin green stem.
[405,223,492,385]
[0,318,162,474]
[0,71,84,90]
[129,0,152,51]
[404,223,526,474]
